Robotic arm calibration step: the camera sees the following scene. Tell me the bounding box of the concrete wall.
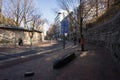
[84,12,120,61]
[0,29,42,47]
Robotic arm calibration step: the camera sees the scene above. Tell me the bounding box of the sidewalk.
[0,43,119,80]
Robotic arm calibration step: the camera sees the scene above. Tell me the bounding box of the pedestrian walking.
[18,38,23,46]
[30,38,32,46]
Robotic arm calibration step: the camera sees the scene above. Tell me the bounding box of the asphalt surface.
[0,42,120,80]
[0,41,73,68]
[0,41,63,61]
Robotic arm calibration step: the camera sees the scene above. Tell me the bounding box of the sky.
[35,0,59,25]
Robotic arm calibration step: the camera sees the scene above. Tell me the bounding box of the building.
[54,10,70,38]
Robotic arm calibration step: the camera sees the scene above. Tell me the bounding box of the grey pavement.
[0,43,120,80]
[0,40,59,61]
[0,40,73,67]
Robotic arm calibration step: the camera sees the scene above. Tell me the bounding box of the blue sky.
[35,0,59,25]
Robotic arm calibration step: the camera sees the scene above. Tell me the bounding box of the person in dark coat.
[18,38,23,46]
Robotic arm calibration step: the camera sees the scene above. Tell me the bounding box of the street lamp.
[58,12,66,49]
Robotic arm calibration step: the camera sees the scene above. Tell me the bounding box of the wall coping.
[0,26,42,33]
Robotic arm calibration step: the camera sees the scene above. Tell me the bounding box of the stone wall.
[0,29,42,47]
[84,11,120,60]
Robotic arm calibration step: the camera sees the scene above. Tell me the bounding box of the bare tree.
[57,0,79,23]
[57,0,107,50]
[3,0,35,27]
[29,14,45,39]
[58,0,112,24]
[57,0,100,27]
[30,14,46,31]
[47,24,58,39]
[28,14,46,46]
[23,0,35,28]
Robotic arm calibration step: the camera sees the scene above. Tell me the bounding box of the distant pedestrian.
[18,38,23,46]
[30,38,32,46]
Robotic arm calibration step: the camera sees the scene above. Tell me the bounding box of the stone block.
[53,52,76,69]
[24,72,35,77]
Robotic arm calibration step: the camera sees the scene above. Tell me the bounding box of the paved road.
[0,41,73,68]
[0,43,120,80]
[0,41,64,61]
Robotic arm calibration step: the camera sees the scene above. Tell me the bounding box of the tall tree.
[57,0,100,26]
[30,14,46,31]
[47,24,58,39]
[23,0,35,28]
[57,0,106,50]
[3,0,35,27]
[29,14,46,46]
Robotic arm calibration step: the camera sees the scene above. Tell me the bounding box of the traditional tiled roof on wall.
[0,25,42,33]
